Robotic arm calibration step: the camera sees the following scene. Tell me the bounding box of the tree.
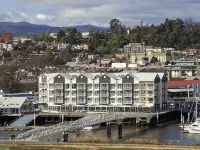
[51,57,66,66]
[110,19,121,35]
[57,30,66,43]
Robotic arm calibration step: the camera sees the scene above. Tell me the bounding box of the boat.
[82,124,100,131]
[179,92,199,132]
[187,118,200,133]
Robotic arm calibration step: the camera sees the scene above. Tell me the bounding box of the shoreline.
[0,143,199,150]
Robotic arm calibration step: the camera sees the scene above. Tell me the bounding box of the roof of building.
[41,72,164,82]
[168,80,200,87]
[4,93,38,97]
[0,97,27,108]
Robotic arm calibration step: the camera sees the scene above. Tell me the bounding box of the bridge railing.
[17,121,74,140]
[26,112,151,140]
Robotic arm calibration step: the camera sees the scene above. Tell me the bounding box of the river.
[0,124,200,145]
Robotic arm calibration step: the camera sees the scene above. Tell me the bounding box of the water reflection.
[1,124,200,145]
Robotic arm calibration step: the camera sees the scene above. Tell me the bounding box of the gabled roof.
[133,73,159,81]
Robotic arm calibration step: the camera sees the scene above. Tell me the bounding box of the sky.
[0,0,199,27]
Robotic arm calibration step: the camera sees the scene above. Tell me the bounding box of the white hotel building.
[38,72,168,112]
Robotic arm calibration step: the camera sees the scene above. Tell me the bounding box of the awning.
[168,88,193,93]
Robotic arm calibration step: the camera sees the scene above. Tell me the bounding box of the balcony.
[64,95,70,98]
[147,87,154,90]
[110,94,115,97]
[55,93,63,96]
[49,94,54,97]
[100,94,108,97]
[123,101,132,104]
[87,87,93,90]
[123,87,132,90]
[110,88,116,91]
[147,94,154,97]
[124,94,132,97]
[87,94,93,97]
[55,99,63,102]
[40,92,48,96]
[54,86,63,89]
[48,86,54,90]
[77,87,86,90]
[78,94,86,97]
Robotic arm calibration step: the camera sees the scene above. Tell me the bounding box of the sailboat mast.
[196,84,198,119]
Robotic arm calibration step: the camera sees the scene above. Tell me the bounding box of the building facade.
[0,97,27,116]
[38,72,168,112]
[165,58,200,80]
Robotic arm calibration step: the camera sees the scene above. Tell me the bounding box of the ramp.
[10,114,39,126]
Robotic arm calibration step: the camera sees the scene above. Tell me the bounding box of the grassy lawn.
[0,147,9,150]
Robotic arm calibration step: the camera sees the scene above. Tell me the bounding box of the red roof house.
[0,33,13,42]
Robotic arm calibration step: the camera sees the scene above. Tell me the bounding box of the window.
[118,84,122,89]
[118,98,122,103]
[72,98,76,103]
[72,84,76,89]
[65,84,69,89]
[95,98,99,103]
[94,84,99,89]
[111,98,115,103]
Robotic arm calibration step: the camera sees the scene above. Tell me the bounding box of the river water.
[0,124,200,145]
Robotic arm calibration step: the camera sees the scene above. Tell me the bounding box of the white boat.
[187,118,200,133]
[82,124,100,131]
[180,124,190,132]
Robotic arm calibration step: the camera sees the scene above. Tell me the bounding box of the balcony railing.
[124,94,132,97]
[54,86,63,89]
[55,93,63,96]
[78,94,85,97]
[100,94,108,97]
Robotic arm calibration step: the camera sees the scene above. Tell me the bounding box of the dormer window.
[81,76,83,78]
[104,76,106,78]
[127,76,129,78]
[58,76,60,78]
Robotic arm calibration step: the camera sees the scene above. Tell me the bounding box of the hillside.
[0,22,109,37]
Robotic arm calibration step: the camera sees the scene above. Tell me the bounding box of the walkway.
[17,112,154,140]
[10,114,39,126]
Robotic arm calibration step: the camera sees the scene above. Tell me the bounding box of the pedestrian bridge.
[16,112,165,140]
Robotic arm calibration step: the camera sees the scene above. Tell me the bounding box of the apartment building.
[38,72,168,112]
[165,58,200,80]
[124,43,145,53]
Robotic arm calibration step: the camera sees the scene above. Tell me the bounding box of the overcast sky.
[0,0,199,27]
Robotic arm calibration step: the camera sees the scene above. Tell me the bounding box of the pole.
[34,113,36,127]
[62,114,64,123]
[181,107,182,125]
[157,111,159,125]
[196,84,198,120]
[60,105,61,123]
[183,116,184,131]
[196,97,198,119]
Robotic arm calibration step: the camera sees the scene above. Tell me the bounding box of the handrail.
[17,112,151,140]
